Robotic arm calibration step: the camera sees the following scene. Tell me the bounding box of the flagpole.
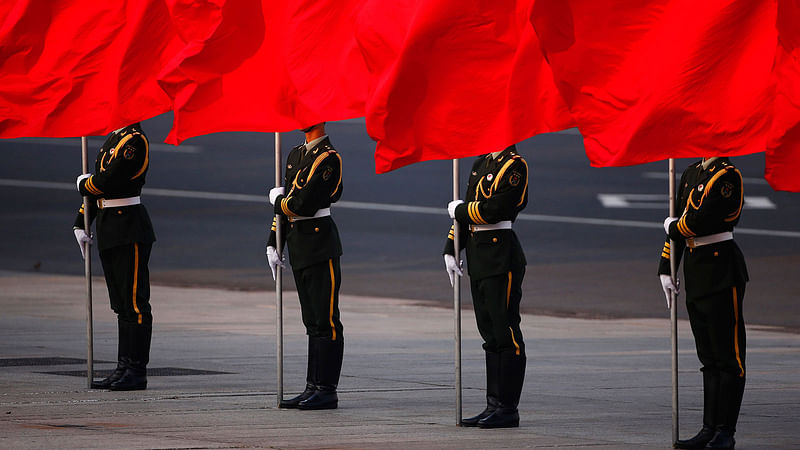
[81,136,94,389]
[452,159,462,425]
[275,132,284,407]
[668,158,679,444]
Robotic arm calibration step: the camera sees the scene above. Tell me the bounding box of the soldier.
[267,122,344,410]
[73,123,156,391]
[444,144,528,428]
[659,157,748,450]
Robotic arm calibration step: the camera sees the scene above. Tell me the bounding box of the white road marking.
[2,178,798,238]
[2,138,200,153]
[598,194,775,209]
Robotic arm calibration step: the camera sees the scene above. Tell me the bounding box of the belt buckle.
[686,237,696,249]
[97,199,104,209]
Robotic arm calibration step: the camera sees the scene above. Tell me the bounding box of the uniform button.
[314,227,320,232]
[492,237,498,243]
[117,210,122,215]
[290,224,294,229]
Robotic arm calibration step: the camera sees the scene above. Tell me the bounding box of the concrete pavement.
[0,270,798,449]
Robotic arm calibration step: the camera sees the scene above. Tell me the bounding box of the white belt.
[97,196,140,209]
[290,207,331,222]
[686,231,733,249]
[470,221,512,232]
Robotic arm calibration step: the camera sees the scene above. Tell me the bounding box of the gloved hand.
[266,246,285,280]
[444,254,463,287]
[663,216,678,234]
[269,187,285,205]
[659,274,680,308]
[76,174,90,191]
[447,200,464,219]
[73,228,92,260]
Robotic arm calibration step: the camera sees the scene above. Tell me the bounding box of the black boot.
[478,352,525,429]
[110,324,150,391]
[280,337,318,408]
[674,370,719,449]
[299,336,343,410]
[461,351,500,427]
[92,321,128,389]
[706,373,745,449]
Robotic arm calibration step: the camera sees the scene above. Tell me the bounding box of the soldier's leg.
[101,243,152,391]
[94,249,128,389]
[706,284,746,448]
[298,258,343,410]
[461,277,501,426]
[476,267,526,429]
[280,266,320,408]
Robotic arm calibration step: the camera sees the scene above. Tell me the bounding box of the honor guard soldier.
[73,123,156,391]
[444,144,528,428]
[267,122,344,410]
[660,157,748,450]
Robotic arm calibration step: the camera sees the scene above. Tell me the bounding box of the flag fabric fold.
[0,0,181,138]
[160,0,369,144]
[531,0,778,167]
[355,0,574,173]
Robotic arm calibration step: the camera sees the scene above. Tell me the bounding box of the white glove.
[266,246,285,280]
[447,200,464,219]
[663,216,678,234]
[660,274,680,308]
[76,174,90,191]
[444,254,463,287]
[269,187,285,205]
[73,228,92,260]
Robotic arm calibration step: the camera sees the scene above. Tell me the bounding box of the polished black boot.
[92,321,128,389]
[706,373,745,449]
[478,352,525,429]
[674,370,719,449]
[461,351,500,427]
[299,336,343,410]
[280,338,318,408]
[110,323,150,391]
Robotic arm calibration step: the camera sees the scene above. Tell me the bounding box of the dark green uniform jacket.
[268,137,343,270]
[444,146,528,279]
[74,124,156,251]
[658,158,748,295]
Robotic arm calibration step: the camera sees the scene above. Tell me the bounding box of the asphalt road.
[1,114,799,330]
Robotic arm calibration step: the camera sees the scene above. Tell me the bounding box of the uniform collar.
[304,135,329,152]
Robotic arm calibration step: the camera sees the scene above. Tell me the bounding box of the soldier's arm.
[658,236,684,275]
[668,168,743,240]
[443,223,469,256]
[78,135,148,197]
[73,201,98,229]
[453,158,528,225]
[274,151,342,218]
[267,215,289,249]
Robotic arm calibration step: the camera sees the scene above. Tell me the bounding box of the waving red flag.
[0,0,181,138]
[765,0,800,192]
[160,0,369,144]
[532,0,777,167]
[356,0,574,173]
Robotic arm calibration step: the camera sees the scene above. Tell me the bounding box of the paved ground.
[0,271,798,449]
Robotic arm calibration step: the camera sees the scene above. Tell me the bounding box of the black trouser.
[99,242,153,372]
[687,284,747,432]
[293,257,343,340]
[100,242,153,327]
[470,266,525,356]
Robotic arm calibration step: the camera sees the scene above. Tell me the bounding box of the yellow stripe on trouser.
[506,271,520,355]
[328,259,337,341]
[133,243,142,324]
[732,286,744,377]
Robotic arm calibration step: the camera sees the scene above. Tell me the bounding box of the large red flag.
[356,0,574,173]
[160,0,369,144]
[0,0,181,138]
[765,0,800,192]
[531,0,778,167]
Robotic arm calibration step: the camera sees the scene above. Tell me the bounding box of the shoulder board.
[511,154,521,159]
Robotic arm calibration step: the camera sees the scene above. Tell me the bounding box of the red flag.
[160,0,369,144]
[765,0,800,192]
[532,0,778,167]
[356,0,574,173]
[0,0,181,138]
